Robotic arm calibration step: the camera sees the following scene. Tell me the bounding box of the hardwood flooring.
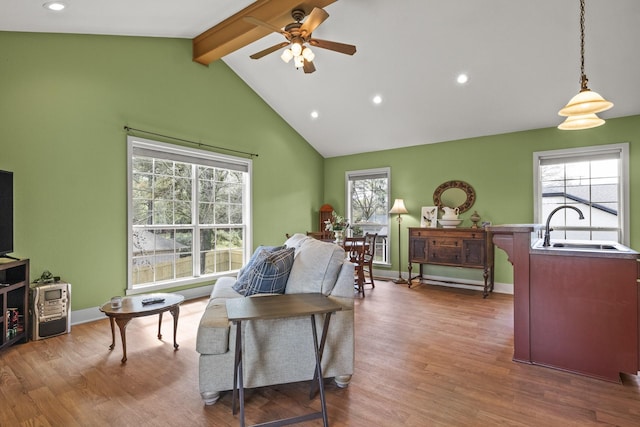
[1,281,639,426]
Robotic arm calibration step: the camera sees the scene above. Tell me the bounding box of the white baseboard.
[374,269,513,295]
[70,285,213,326]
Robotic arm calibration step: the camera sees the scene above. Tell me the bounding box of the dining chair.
[363,232,378,289]
[306,231,325,240]
[343,237,367,297]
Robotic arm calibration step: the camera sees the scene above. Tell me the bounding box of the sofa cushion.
[284,233,310,256]
[285,238,345,295]
[244,246,295,296]
[233,245,285,294]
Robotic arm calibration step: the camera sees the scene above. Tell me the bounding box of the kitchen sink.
[531,239,633,253]
[551,242,618,250]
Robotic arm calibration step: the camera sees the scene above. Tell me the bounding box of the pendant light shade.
[558,113,605,130]
[558,0,613,130]
[558,88,613,117]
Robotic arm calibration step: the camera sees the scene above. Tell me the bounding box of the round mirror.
[433,180,476,214]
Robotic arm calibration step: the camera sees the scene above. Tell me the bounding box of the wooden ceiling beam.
[192,0,336,65]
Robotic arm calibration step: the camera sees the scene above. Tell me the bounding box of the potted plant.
[324,211,349,244]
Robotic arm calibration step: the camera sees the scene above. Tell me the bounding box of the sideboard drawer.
[430,238,461,248]
[429,246,461,264]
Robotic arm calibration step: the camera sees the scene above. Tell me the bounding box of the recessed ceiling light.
[43,2,66,11]
[310,110,319,119]
[457,73,469,84]
[372,95,383,105]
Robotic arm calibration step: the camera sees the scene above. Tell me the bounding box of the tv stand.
[1,254,20,261]
[0,258,30,351]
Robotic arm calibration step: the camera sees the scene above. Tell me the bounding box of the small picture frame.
[421,206,438,228]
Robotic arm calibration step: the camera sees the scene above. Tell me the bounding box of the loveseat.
[196,233,355,405]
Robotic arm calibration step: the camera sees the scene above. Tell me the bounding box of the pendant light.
[558,0,613,130]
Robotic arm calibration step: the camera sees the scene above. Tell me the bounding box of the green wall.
[2,31,638,308]
[0,32,325,310]
[324,115,640,285]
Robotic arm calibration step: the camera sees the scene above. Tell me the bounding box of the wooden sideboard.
[407,227,494,297]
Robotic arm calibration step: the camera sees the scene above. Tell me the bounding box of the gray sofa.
[196,233,355,405]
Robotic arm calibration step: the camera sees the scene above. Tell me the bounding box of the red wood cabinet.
[490,225,640,382]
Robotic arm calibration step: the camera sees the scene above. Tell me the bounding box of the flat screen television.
[0,170,13,257]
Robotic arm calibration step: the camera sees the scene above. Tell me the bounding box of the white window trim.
[345,167,391,266]
[126,136,252,294]
[533,142,629,245]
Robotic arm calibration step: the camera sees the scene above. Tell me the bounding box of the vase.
[333,230,345,245]
[470,210,481,229]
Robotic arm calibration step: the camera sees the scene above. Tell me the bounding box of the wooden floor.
[2,281,639,426]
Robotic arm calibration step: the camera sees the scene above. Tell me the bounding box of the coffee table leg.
[114,317,132,363]
[157,312,163,340]
[169,306,180,350]
[108,317,116,350]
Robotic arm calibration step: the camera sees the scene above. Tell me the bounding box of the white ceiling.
[3,0,639,158]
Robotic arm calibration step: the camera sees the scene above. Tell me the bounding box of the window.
[127,136,252,292]
[346,168,390,264]
[533,143,629,244]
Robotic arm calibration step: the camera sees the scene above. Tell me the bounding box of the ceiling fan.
[244,7,356,74]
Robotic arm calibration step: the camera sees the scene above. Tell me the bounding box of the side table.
[99,293,184,363]
[226,293,342,427]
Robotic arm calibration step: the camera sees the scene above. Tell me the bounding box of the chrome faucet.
[543,205,585,247]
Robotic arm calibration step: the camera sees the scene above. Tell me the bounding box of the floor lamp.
[389,199,408,284]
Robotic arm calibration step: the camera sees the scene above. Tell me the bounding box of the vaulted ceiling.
[2,0,639,157]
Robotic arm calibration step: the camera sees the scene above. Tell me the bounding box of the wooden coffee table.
[99,293,184,363]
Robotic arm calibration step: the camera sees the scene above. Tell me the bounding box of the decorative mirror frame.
[432,180,476,214]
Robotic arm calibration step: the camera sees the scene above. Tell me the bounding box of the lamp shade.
[558,89,613,117]
[557,113,605,130]
[389,199,408,214]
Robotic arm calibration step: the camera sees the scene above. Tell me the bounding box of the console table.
[407,227,494,297]
[226,293,342,427]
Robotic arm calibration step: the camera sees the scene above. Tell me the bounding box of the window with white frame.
[533,143,629,244]
[127,136,252,291]
[346,168,391,264]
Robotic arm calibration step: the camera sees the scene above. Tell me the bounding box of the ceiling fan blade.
[244,16,289,37]
[309,38,357,55]
[249,41,290,59]
[300,7,329,36]
[303,59,316,74]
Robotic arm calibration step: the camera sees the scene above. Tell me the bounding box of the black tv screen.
[0,170,13,257]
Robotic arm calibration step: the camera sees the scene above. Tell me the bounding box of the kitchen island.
[489,224,640,382]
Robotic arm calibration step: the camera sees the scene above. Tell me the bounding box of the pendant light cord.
[579,0,589,91]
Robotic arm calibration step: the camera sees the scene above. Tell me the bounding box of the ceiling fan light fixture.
[291,39,303,57]
[280,48,293,63]
[245,7,356,74]
[302,47,315,62]
[557,112,605,130]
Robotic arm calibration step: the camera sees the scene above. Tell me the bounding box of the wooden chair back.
[362,233,378,288]
[343,237,367,297]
